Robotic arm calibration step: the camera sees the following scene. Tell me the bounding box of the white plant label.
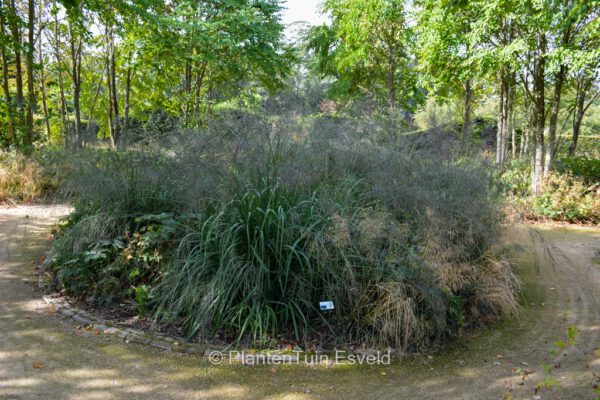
[319,301,335,311]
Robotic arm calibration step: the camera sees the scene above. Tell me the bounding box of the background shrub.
[555,157,600,185]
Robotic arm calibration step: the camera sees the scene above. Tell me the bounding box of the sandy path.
[0,206,598,399]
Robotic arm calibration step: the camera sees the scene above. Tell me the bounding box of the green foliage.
[413,98,459,131]
[532,172,599,223]
[499,160,532,197]
[307,0,421,110]
[500,161,599,223]
[51,209,180,307]
[555,157,600,184]
[553,325,578,349]
[416,0,477,95]
[133,285,150,317]
[535,377,559,390]
[156,180,326,343]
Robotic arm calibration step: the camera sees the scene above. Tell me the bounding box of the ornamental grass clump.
[49,110,520,350]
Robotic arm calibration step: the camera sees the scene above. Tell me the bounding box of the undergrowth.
[501,159,599,224]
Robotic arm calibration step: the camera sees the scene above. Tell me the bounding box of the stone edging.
[41,294,216,356]
[37,255,398,364]
[37,250,223,358]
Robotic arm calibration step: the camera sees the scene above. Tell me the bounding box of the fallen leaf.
[32,362,44,369]
[270,367,278,374]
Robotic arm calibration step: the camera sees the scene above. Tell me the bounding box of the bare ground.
[0,205,599,399]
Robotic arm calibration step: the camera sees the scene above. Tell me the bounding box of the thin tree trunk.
[569,95,584,157]
[193,60,207,123]
[568,75,598,156]
[531,32,546,195]
[496,69,511,169]
[25,0,34,146]
[38,41,50,142]
[8,0,23,110]
[183,59,191,125]
[520,124,527,159]
[523,103,533,157]
[387,58,396,110]
[519,89,528,159]
[463,78,472,138]
[508,81,515,159]
[511,113,516,159]
[68,22,82,148]
[53,13,69,144]
[106,64,114,147]
[106,30,114,147]
[0,1,15,142]
[86,56,108,140]
[7,0,24,142]
[110,36,119,147]
[496,74,505,167]
[121,62,132,148]
[543,64,566,176]
[105,25,119,149]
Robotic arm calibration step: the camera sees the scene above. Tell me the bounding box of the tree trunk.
[520,124,527,159]
[69,22,82,148]
[121,62,132,148]
[193,60,207,123]
[496,75,505,167]
[183,59,191,125]
[463,78,472,138]
[569,94,584,157]
[531,32,546,195]
[38,40,50,142]
[0,1,15,143]
[25,0,34,146]
[511,114,516,159]
[53,13,69,144]
[543,64,566,176]
[8,0,23,110]
[106,26,119,149]
[7,0,24,142]
[385,50,398,133]
[519,96,528,159]
[386,59,396,111]
[496,70,510,169]
[568,74,598,156]
[110,37,119,148]
[507,81,515,159]
[86,57,108,140]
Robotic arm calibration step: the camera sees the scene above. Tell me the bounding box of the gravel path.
[0,206,598,399]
